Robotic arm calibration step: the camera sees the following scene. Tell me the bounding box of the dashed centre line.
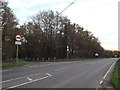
[55,67,70,71]
[0,69,12,72]
[26,77,32,81]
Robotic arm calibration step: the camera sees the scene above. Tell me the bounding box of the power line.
[58,0,77,15]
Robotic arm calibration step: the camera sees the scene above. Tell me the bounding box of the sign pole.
[16,44,19,62]
[15,34,22,62]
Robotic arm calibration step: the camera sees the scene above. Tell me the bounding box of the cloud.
[60,0,118,50]
[7,0,119,50]
[7,0,74,24]
[7,0,74,9]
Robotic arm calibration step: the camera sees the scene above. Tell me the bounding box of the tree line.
[1,1,120,62]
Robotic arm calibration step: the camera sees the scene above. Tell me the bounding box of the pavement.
[1,58,118,89]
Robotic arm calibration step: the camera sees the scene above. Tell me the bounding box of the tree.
[1,1,18,61]
[20,10,105,59]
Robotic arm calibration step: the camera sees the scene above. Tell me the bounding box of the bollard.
[42,58,44,61]
[54,57,56,60]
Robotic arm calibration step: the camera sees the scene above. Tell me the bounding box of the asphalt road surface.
[1,58,117,89]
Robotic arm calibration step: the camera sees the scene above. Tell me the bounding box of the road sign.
[15,41,21,45]
[15,35,22,41]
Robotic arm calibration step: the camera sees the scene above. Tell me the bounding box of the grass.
[1,61,29,68]
[111,59,120,89]
[0,57,106,68]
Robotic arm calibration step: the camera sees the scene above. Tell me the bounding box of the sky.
[7,0,119,50]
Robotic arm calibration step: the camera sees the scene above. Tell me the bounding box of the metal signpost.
[15,35,22,62]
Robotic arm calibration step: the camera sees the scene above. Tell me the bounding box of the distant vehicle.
[95,53,99,57]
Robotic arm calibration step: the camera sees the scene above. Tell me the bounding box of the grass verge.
[47,58,90,62]
[48,58,101,61]
[111,59,120,89]
[27,57,104,62]
[1,61,29,68]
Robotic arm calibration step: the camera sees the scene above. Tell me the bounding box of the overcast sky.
[7,0,119,50]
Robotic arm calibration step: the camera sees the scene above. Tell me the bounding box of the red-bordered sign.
[15,35,22,41]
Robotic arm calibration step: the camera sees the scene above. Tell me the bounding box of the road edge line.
[103,60,117,79]
[100,80,103,85]
[99,59,118,85]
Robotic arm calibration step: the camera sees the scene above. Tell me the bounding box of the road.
[1,58,117,89]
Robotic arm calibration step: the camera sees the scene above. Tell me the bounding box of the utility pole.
[53,0,77,59]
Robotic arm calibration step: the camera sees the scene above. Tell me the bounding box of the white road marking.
[26,77,32,81]
[8,73,52,89]
[55,67,70,71]
[103,60,117,79]
[99,59,117,85]
[0,69,12,72]
[46,73,52,76]
[86,62,96,65]
[1,73,41,83]
[29,66,38,68]
[100,80,103,85]
[29,64,51,68]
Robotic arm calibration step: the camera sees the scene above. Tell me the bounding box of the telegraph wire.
[58,0,77,15]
